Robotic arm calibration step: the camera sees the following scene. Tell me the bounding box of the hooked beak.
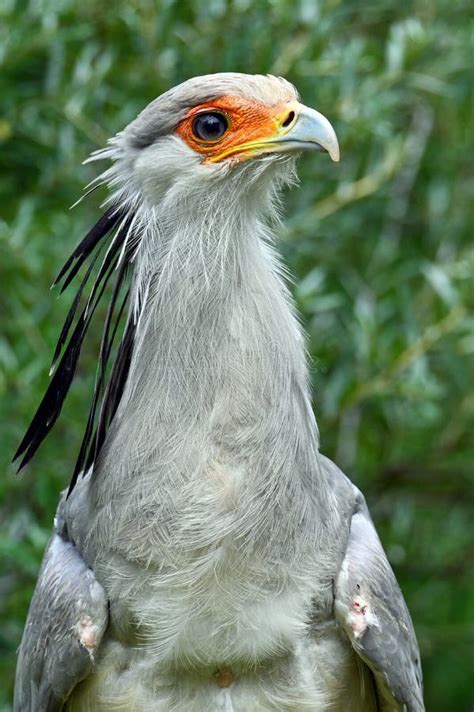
[270,103,340,162]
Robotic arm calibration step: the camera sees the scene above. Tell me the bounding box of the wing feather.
[334,491,424,711]
[14,528,108,712]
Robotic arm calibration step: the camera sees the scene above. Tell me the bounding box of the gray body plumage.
[14,73,424,711]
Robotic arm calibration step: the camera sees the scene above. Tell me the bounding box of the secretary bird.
[14,73,424,712]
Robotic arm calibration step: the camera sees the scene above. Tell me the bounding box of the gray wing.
[14,524,108,712]
[334,488,424,712]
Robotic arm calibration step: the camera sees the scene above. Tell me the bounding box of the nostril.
[281,111,295,128]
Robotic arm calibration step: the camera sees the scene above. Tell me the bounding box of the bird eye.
[192,112,229,142]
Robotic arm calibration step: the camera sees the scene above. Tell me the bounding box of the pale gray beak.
[277,104,340,162]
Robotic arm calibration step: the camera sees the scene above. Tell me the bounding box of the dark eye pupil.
[192,112,228,141]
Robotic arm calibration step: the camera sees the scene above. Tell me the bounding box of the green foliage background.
[0,0,472,709]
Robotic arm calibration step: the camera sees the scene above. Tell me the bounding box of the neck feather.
[92,175,325,547]
[123,186,317,441]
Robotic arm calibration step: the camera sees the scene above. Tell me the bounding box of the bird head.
[97,73,339,215]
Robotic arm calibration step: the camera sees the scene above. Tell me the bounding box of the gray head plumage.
[125,73,298,148]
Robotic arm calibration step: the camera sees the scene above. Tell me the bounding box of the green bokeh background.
[1,1,472,709]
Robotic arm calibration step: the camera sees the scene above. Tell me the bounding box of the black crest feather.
[14,205,137,494]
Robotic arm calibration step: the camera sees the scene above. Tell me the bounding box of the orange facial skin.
[175,95,297,164]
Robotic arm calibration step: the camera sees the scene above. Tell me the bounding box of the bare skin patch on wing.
[346,592,380,640]
[76,615,104,660]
